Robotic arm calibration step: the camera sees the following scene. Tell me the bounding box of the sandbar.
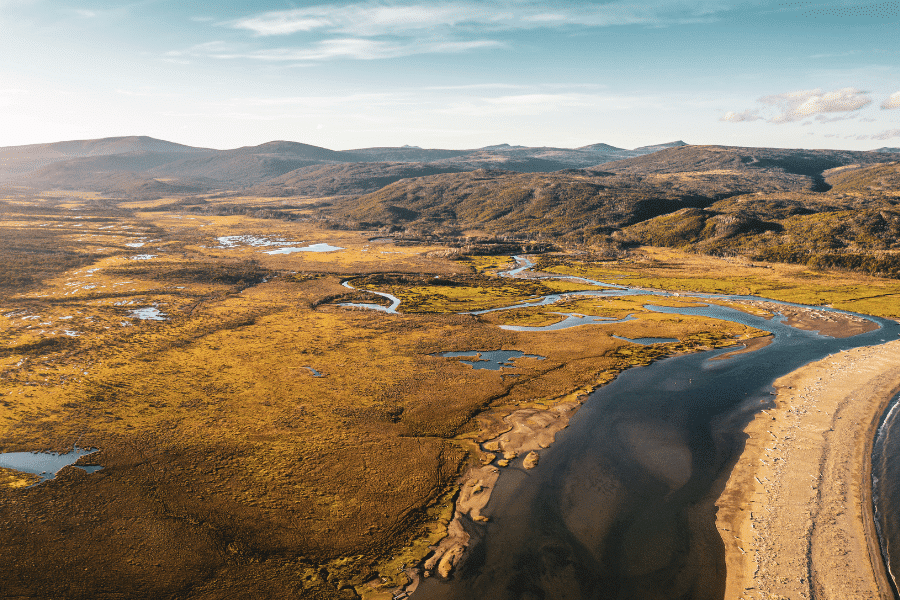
[715,338,900,600]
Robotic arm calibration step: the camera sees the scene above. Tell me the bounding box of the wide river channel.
[411,258,900,600]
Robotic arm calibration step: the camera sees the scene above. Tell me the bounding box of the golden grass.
[535,247,900,318]
[0,206,808,599]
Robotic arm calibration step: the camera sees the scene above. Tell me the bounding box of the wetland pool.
[0,447,102,485]
[265,243,344,254]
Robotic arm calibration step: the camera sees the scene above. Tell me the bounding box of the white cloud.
[225,1,745,37]
[864,129,900,141]
[228,4,490,36]
[814,113,858,123]
[720,109,761,122]
[760,87,872,123]
[201,1,752,65]
[882,91,900,109]
[198,38,502,61]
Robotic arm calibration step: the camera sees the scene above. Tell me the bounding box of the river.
[411,257,900,600]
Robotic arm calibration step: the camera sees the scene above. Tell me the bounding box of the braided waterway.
[411,257,900,600]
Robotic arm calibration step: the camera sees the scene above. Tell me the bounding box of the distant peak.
[479,143,529,151]
[634,140,688,151]
[401,144,422,149]
[577,142,627,152]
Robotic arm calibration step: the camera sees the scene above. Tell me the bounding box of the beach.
[716,338,900,600]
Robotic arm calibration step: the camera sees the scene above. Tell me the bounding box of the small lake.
[0,447,102,484]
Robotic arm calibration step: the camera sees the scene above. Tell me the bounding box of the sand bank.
[716,339,900,600]
[410,400,580,587]
[735,299,878,338]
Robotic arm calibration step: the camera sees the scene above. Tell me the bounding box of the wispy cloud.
[720,109,761,122]
[180,38,503,61]
[814,113,858,123]
[181,1,752,64]
[857,128,900,141]
[882,91,900,109]
[224,1,740,37]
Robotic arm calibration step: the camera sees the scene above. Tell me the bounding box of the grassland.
[0,191,894,600]
[532,246,900,318]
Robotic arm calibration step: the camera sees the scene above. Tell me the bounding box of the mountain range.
[0,135,689,196]
[4,135,899,277]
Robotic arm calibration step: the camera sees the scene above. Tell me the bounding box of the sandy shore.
[716,338,900,600]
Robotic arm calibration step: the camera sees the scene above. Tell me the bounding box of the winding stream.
[409,256,900,600]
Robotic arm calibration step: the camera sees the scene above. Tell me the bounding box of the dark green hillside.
[334,167,809,242]
[824,161,900,197]
[246,162,471,197]
[595,144,889,191]
[620,164,900,276]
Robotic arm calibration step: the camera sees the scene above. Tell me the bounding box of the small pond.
[266,243,344,254]
[0,447,102,484]
[433,350,546,370]
[217,235,297,248]
[129,307,167,321]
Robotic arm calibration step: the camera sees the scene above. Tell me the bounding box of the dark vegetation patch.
[106,260,275,287]
[0,336,77,358]
[0,204,121,293]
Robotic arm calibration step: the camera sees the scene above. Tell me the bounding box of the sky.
[1,0,898,151]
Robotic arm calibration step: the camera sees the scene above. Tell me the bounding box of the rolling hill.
[5,135,900,276]
[0,136,697,194]
[246,162,472,197]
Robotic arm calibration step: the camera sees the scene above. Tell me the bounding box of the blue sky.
[1,0,898,150]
